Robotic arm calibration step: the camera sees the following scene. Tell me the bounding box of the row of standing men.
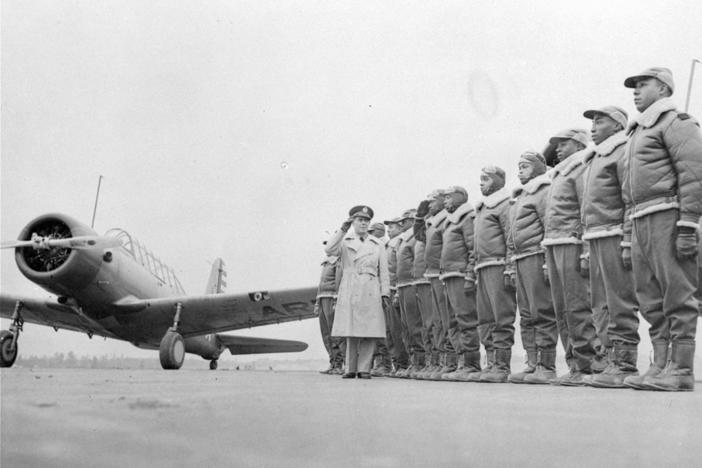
[316,66,702,391]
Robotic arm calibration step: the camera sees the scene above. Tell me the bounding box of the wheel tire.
[209,360,218,370]
[0,330,18,368]
[159,331,185,370]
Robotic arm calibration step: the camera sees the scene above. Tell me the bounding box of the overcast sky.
[2,0,701,363]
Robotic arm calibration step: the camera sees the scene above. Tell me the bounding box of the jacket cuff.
[620,241,632,248]
[676,219,700,231]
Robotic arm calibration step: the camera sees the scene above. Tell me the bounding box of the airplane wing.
[111,286,318,342]
[0,293,117,339]
[216,335,308,355]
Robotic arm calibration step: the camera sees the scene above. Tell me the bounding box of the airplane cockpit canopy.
[105,229,186,294]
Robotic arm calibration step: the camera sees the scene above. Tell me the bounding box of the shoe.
[342,372,357,379]
[550,370,587,387]
[357,372,371,379]
[480,349,511,383]
[523,349,557,385]
[589,346,638,389]
[644,342,695,392]
[509,349,537,384]
[624,342,669,390]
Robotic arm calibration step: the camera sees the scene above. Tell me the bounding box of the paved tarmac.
[1,367,700,468]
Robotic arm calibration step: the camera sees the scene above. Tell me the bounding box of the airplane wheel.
[209,360,218,370]
[159,331,185,370]
[0,330,18,368]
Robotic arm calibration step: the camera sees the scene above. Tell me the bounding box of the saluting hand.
[340,217,353,232]
[416,200,431,218]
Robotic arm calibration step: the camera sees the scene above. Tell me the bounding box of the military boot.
[524,349,557,384]
[624,341,669,390]
[644,341,695,392]
[509,348,537,384]
[416,352,438,380]
[319,362,334,374]
[370,356,383,377]
[409,352,426,379]
[395,354,414,379]
[426,353,444,380]
[480,348,511,383]
[589,344,638,388]
[441,353,466,380]
[467,349,495,382]
[428,353,449,380]
[591,347,612,374]
[446,351,482,381]
[373,355,392,377]
[550,362,588,386]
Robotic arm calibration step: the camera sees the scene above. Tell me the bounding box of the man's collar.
[592,130,628,157]
[446,202,474,224]
[476,187,510,210]
[631,97,677,130]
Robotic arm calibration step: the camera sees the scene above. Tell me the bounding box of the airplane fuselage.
[14,213,224,360]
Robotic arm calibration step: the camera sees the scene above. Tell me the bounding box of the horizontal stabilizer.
[217,335,308,355]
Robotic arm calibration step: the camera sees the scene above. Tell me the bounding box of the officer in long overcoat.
[326,205,390,379]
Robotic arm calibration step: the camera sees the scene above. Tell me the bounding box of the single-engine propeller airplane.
[0,213,318,370]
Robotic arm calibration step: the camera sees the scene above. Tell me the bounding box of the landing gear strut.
[209,359,218,370]
[1,301,24,368]
[159,302,185,370]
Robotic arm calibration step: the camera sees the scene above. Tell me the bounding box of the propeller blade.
[1,234,121,250]
[1,240,37,249]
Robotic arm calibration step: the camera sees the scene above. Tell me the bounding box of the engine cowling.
[14,213,103,297]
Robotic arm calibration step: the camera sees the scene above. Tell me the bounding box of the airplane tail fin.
[204,258,227,294]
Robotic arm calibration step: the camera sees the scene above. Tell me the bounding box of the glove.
[382,295,391,313]
[676,227,699,260]
[621,246,632,270]
[392,293,399,308]
[416,200,431,218]
[464,278,476,295]
[340,217,353,232]
[579,257,589,279]
[542,264,549,286]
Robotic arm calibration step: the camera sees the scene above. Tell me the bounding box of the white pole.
[684,59,702,113]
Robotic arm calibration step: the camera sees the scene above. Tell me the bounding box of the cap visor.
[624,75,648,88]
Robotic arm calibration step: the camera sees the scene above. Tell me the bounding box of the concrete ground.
[1,367,700,468]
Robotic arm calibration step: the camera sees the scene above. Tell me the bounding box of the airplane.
[0,213,319,370]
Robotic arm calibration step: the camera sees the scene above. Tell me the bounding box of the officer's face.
[633,78,666,112]
[555,139,582,162]
[386,223,401,238]
[428,197,443,215]
[443,192,464,212]
[479,174,494,196]
[352,216,370,236]
[517,161,535,185]
[590,114,621,145]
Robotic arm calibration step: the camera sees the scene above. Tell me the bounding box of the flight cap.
[624,67,674,94]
